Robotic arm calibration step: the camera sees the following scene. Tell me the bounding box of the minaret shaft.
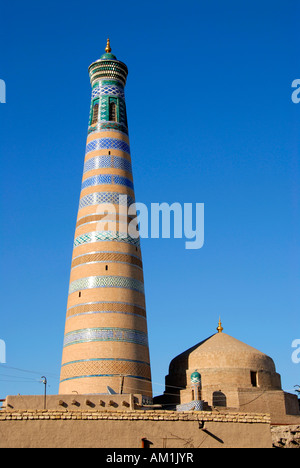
[59,43,152,397]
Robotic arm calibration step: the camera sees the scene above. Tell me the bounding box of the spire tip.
[217,317,223,333]
[105,38,111,53]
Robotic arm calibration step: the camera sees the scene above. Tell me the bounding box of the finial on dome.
[105,38,112,53]
[217,317,223,333]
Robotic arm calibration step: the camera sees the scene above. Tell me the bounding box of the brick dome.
[169,333,277,375]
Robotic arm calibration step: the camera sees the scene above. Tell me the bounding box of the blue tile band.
[92,84,125,99]
[86,138,130,155]
[61,358,150,367]
[60,374,151,383]
[83,155,132,174]
[81,174,134,190]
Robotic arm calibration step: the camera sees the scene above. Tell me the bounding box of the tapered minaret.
[59,40,152,397]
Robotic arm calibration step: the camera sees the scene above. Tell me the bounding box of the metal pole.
[41,376,47,410]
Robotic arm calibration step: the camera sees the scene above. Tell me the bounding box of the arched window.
[91,101,99,124]
[109,101,117,122]
[213,391,227,407]
[251,371,258,387]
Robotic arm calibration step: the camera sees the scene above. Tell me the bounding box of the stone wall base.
[271,425,300,448]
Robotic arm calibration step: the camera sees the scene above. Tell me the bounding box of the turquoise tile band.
[63,327,148,347]
[73,231,140,248]
[69,275,145,295]
[79,192,135,210]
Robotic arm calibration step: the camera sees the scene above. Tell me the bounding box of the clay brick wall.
[0,409,272,448]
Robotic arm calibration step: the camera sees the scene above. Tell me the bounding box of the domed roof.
[100,38,117,60]
[100,52,117,61]
[169,332,276,374]
[190,370,201,384]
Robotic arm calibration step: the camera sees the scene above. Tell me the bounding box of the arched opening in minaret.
[109,101,117,122]
[91,100,99,124]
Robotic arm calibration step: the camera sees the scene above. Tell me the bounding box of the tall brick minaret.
[59,40,152,397]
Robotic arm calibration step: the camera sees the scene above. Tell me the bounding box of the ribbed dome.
[169,333,276,374]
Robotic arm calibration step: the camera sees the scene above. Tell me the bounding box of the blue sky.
[0,0,299,398]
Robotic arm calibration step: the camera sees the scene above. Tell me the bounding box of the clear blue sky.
[0,0,299,398]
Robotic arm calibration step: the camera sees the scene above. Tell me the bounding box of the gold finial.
[217,317,223,333]
[105,38,111,53]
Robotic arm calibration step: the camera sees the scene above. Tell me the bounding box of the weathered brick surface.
[271,425,300,448]
[0,409,271,423]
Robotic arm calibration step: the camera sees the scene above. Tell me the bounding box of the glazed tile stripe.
[83,155,132,174]
[60,374,151,383]
[88,122,128,136]
[76,214,135,228]
[71,252,143,269]
[81,174,134,190]
[61,358,150,367]
[66,301,146,319]
[86,138,130,155]
[92,84,125,99]
[73,231,140,248]
[79,192,135,210]
[63,327,148,347]
[69,276,145,295]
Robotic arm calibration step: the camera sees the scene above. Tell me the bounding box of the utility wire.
[0,364,59,379]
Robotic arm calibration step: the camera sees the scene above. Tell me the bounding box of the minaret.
[59,40,152,398]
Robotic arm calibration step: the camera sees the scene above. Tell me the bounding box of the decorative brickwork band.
[68,276,145,295]
[76,214,135,228]
[71,251,143,270]
[63,327,149,347]
[60,358,151,383]
[66,301,146,319]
